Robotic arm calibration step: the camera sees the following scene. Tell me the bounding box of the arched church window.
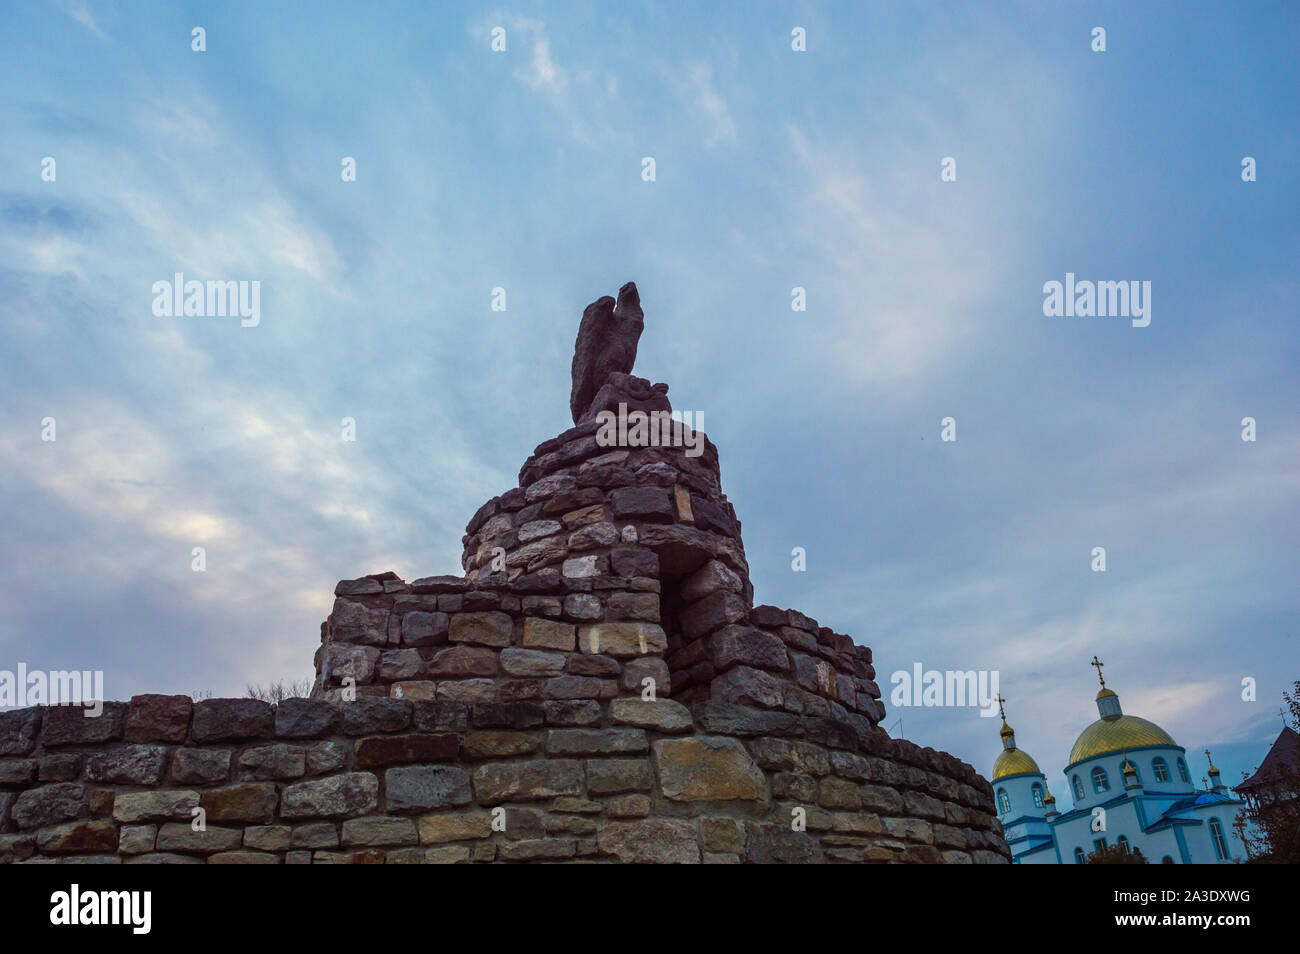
[1032,783,1044,808]
[1117,835,1130,853]
[1161,855,1174,864]
[1092,766,1110,793]
[1072,775,1085,800]
[1074,848,1085,864]
[1177,758,1190,783]
[1152,757,1170,783]
[1209,818,1228,861]
[997,789,1011,814]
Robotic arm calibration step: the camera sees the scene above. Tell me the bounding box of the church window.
[997,789,1010,814]
[1209,818,1228,860]
[1091,766,1110,793]
[1161,855,1174,864]
[1152,757,1170,783]
[1117,835,1130,853]
[1177,758,1190,783]
[1072,775,1085,800]
[1093,837,1107,853]
[1074,848,1085,864]
[1032,783,1044,808]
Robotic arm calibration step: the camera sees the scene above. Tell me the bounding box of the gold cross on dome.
[996,694,1007,720]
[1090,655,1106,688]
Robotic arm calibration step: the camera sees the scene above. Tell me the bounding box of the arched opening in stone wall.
[659,569,691,699]
[642,534,719,704]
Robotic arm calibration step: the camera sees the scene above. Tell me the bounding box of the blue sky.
[1,1,1296,806]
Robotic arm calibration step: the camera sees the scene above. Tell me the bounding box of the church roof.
[1068,714,1177,767]
[1163,790,1237,814]
[1234,727,1299,793]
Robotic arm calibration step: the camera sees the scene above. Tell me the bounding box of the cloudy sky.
[1,1,1295,803]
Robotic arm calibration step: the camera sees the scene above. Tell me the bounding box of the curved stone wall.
[1,692,1006,864]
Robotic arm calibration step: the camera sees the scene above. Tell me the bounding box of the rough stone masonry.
[0,283,1010,864]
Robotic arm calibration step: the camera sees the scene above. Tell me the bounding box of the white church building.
[992,658,1244,864]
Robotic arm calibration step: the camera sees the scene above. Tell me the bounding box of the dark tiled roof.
[1234,727,1299,792]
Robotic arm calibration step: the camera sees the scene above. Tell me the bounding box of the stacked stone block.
[314,419,882,735]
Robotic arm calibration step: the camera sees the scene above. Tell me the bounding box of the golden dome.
[1097,687,1118,701]
[1068,715,1176,767]
[993,747,1041,780]
[999,719,1014,739]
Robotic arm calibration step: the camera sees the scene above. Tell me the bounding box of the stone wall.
[0,417,1011,864]
[0,692,1006,864]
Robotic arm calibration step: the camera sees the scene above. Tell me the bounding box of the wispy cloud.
[784,124,994,386]
[56,0,109,42]
[467,11,628,147]
[511,16,567,95]
[670,63,737,147]
[472,12,568,96]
